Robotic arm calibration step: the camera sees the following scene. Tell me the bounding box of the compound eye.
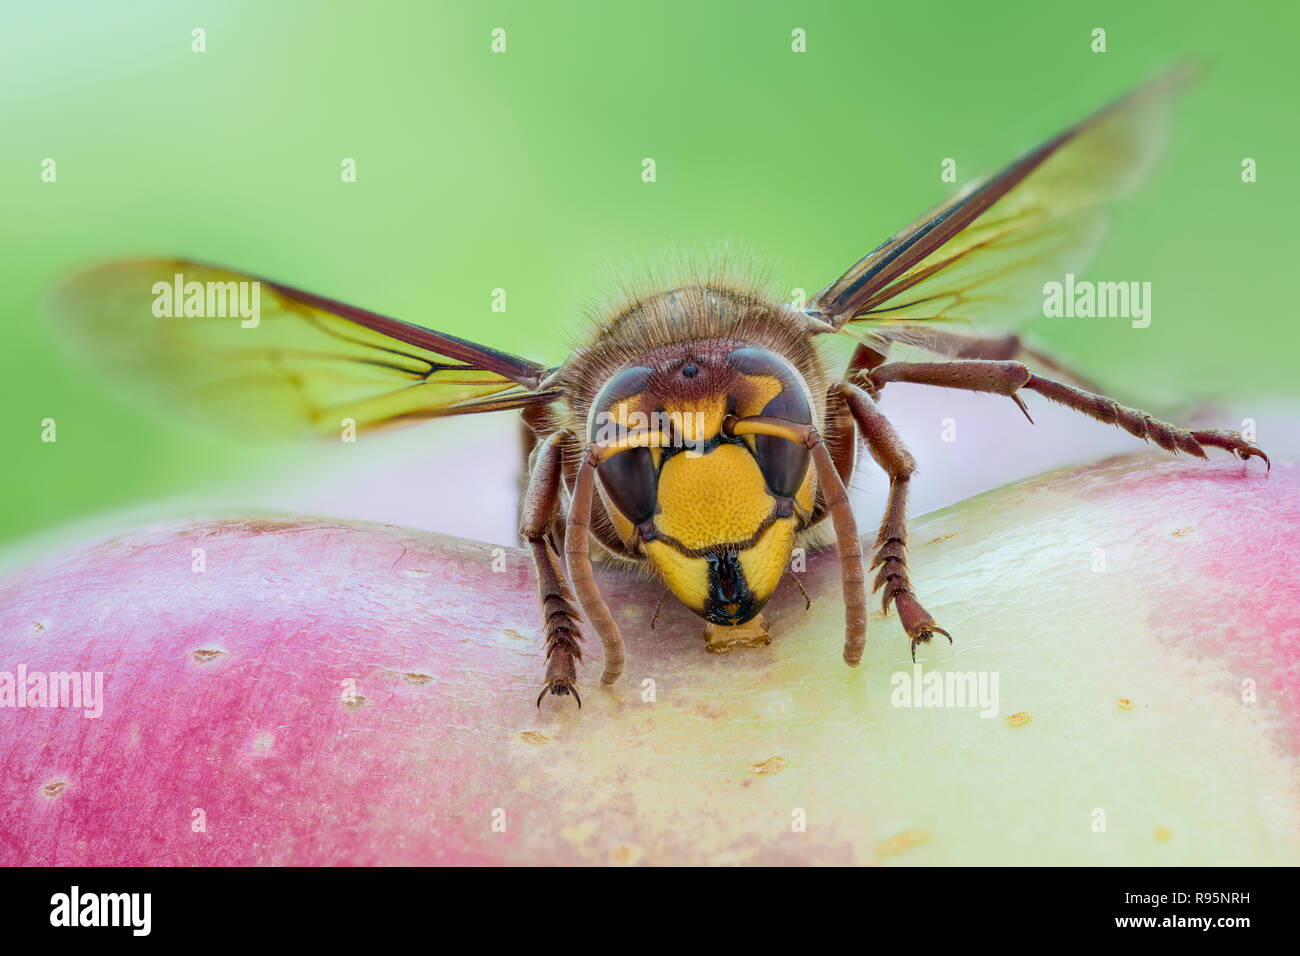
[598,446,657,525]
[725,348,812,498]
[589,365,658,524]
[752,389,812,497]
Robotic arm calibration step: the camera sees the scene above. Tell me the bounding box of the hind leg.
[866,360,1268,467]
[914,329,1108,394]
[845,329,1106,394]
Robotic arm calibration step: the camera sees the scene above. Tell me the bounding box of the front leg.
[564,443,627,686]
[520,431,585,707]
[726,415,868,666]
[834,383,951,661]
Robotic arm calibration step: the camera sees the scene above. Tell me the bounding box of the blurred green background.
[2,0,1296,550]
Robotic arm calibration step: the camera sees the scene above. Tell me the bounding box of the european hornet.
[53,69,1267,708]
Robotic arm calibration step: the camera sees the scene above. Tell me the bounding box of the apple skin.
[0,454,1296,866]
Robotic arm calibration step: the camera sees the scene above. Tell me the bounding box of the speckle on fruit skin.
[1155,826,1173,842]
[610,843,643,865]
[519,731,550,745]
[1006,712,1031,727]
[875,829,930,858]
[1118,698,1134,710]
[750,756,786,774]
[41,780,68,799]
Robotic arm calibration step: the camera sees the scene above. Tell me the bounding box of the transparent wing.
[52,259,561,438]
[810,68,1190,342]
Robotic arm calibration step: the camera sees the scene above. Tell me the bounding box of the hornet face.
[586,342,817,627]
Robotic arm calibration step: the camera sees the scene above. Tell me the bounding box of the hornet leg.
[850,329,1108,394]
[834,382,951,662]
[565,444,628,687]
[867,360,1268,467]
[520,431,585,707]
[726,416,868,666]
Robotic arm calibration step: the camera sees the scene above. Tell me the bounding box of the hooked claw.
[536,678,582,709]
[910,625,953,663]
[1238,444,1270,471]
[894,591,952,662]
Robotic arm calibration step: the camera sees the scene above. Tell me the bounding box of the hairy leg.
[867,360,1269,466]
[834,382,951,661]
[847,329,1106,393]
[565,444,628,687]
[919,329,1108,394]
[520,431,587,707]
[517,403,562,532]
[801,384,858,529]
[727,416,868,666]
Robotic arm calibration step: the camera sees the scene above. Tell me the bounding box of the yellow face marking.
[734,374,783,418]
[653,444,772,550]
[674,394,727,443]
[604,396,644,432]
[643,540,709,612]
[604,488,637,546]
[738,519,798,606]
[795,455,815,515]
